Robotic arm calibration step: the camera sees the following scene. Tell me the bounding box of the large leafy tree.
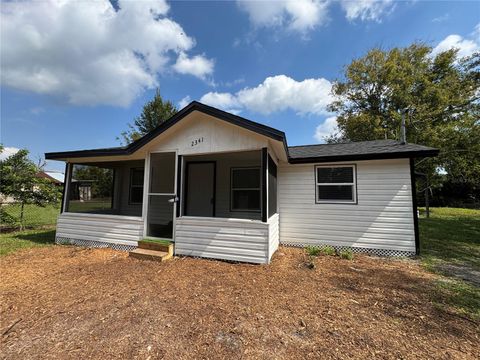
[0,147,61,229]
[327,44,480,198]
[119,89,178,145]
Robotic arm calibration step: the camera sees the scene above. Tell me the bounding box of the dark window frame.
[314,164,358,204]
[128,167,144,205]
[230,166,261,213]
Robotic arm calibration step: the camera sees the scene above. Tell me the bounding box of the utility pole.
[425,174,430,218]
[400,109,407,144]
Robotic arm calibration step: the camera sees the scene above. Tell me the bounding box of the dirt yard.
[1,246,478,359]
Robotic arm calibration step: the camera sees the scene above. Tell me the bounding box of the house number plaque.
[191,137,204,147]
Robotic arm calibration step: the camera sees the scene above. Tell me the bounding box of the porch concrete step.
[129,248,172,262]
[138,241,173,255]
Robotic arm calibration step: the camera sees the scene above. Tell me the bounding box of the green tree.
[0,148,61,229]
[119,88,178,145]
[327,44,480,196]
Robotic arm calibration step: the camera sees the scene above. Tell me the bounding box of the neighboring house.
[1,171,64,204]
[36,170,64,185]
[45,101,438,263]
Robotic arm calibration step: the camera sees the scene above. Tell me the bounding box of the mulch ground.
[1,246,478,359]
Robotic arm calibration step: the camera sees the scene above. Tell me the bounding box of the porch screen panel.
[150,153,175,193]
[147,195,174,239]
[268,155,277,217]
[67,164,114,214]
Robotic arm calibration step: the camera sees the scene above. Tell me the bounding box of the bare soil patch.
[1,246,478,359]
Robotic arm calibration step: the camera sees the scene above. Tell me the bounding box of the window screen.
[315,165,356,203]
[231,167,261,211]
[67,164,114,213]
[129,168,144,204]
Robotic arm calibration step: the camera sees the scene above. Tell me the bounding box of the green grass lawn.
[0,228,56,257]
[419,207,480,320]
[67,199,113,213]
[2,203,61,228]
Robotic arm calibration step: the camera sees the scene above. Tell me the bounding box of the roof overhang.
[45,101,288,161]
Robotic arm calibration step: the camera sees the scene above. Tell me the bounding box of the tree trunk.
[425,176,430,219]
[20,202,25,231]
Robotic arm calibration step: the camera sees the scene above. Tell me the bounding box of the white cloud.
[474,23,480,38]
[200,92,241,114]
[200,75,333,115]
[0,0,213,107]
[178,96,192,109]
[432,13,449,23]
[173,52,214,80]
[0,147,20,161]
[314,116,338,142]
[431,29,480,59]
[340,0,395,22]
[237,0,329,34]
[29,107,45,115]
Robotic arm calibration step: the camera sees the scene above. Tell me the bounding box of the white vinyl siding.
[267,213,279,261]
[175,216,278,264]
[278,159,415,252]
[56,212,144,247]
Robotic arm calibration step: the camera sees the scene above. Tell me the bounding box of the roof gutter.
[287,149,439,164]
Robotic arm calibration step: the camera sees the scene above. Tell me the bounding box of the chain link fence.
[0,202,61,231]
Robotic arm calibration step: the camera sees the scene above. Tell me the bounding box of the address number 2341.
[191,137,204,147]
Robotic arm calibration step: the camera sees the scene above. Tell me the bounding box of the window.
[268,155,277,217]
[231,167,261,211]
[315,165,356,204]
[129,168,144,204]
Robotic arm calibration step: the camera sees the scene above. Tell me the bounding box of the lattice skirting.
[280,242,416,258]
[56,237,137,252]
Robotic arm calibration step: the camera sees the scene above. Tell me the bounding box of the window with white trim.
[231,167,261,211]
[129,168,144,204]
[315,165,356,203]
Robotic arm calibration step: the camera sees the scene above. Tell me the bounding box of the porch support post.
[61,162,72,213]
[141,155,151,237]
[176,155,182,217]
[261,147,268,222]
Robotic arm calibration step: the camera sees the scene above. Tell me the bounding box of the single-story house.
[45,101,438,264]
[36,170,65,185]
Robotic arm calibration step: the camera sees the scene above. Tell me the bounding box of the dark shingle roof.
[288,140,438,163]
[45,101,287,160]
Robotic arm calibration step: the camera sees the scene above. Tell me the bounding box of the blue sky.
[1,0,479,171]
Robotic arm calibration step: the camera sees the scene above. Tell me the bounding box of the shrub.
[305,245,321,257]
[0,207,18,227]
[321,245,336,256]
[339,249,354,260]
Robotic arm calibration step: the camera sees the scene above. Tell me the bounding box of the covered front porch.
[57,148,279,263]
